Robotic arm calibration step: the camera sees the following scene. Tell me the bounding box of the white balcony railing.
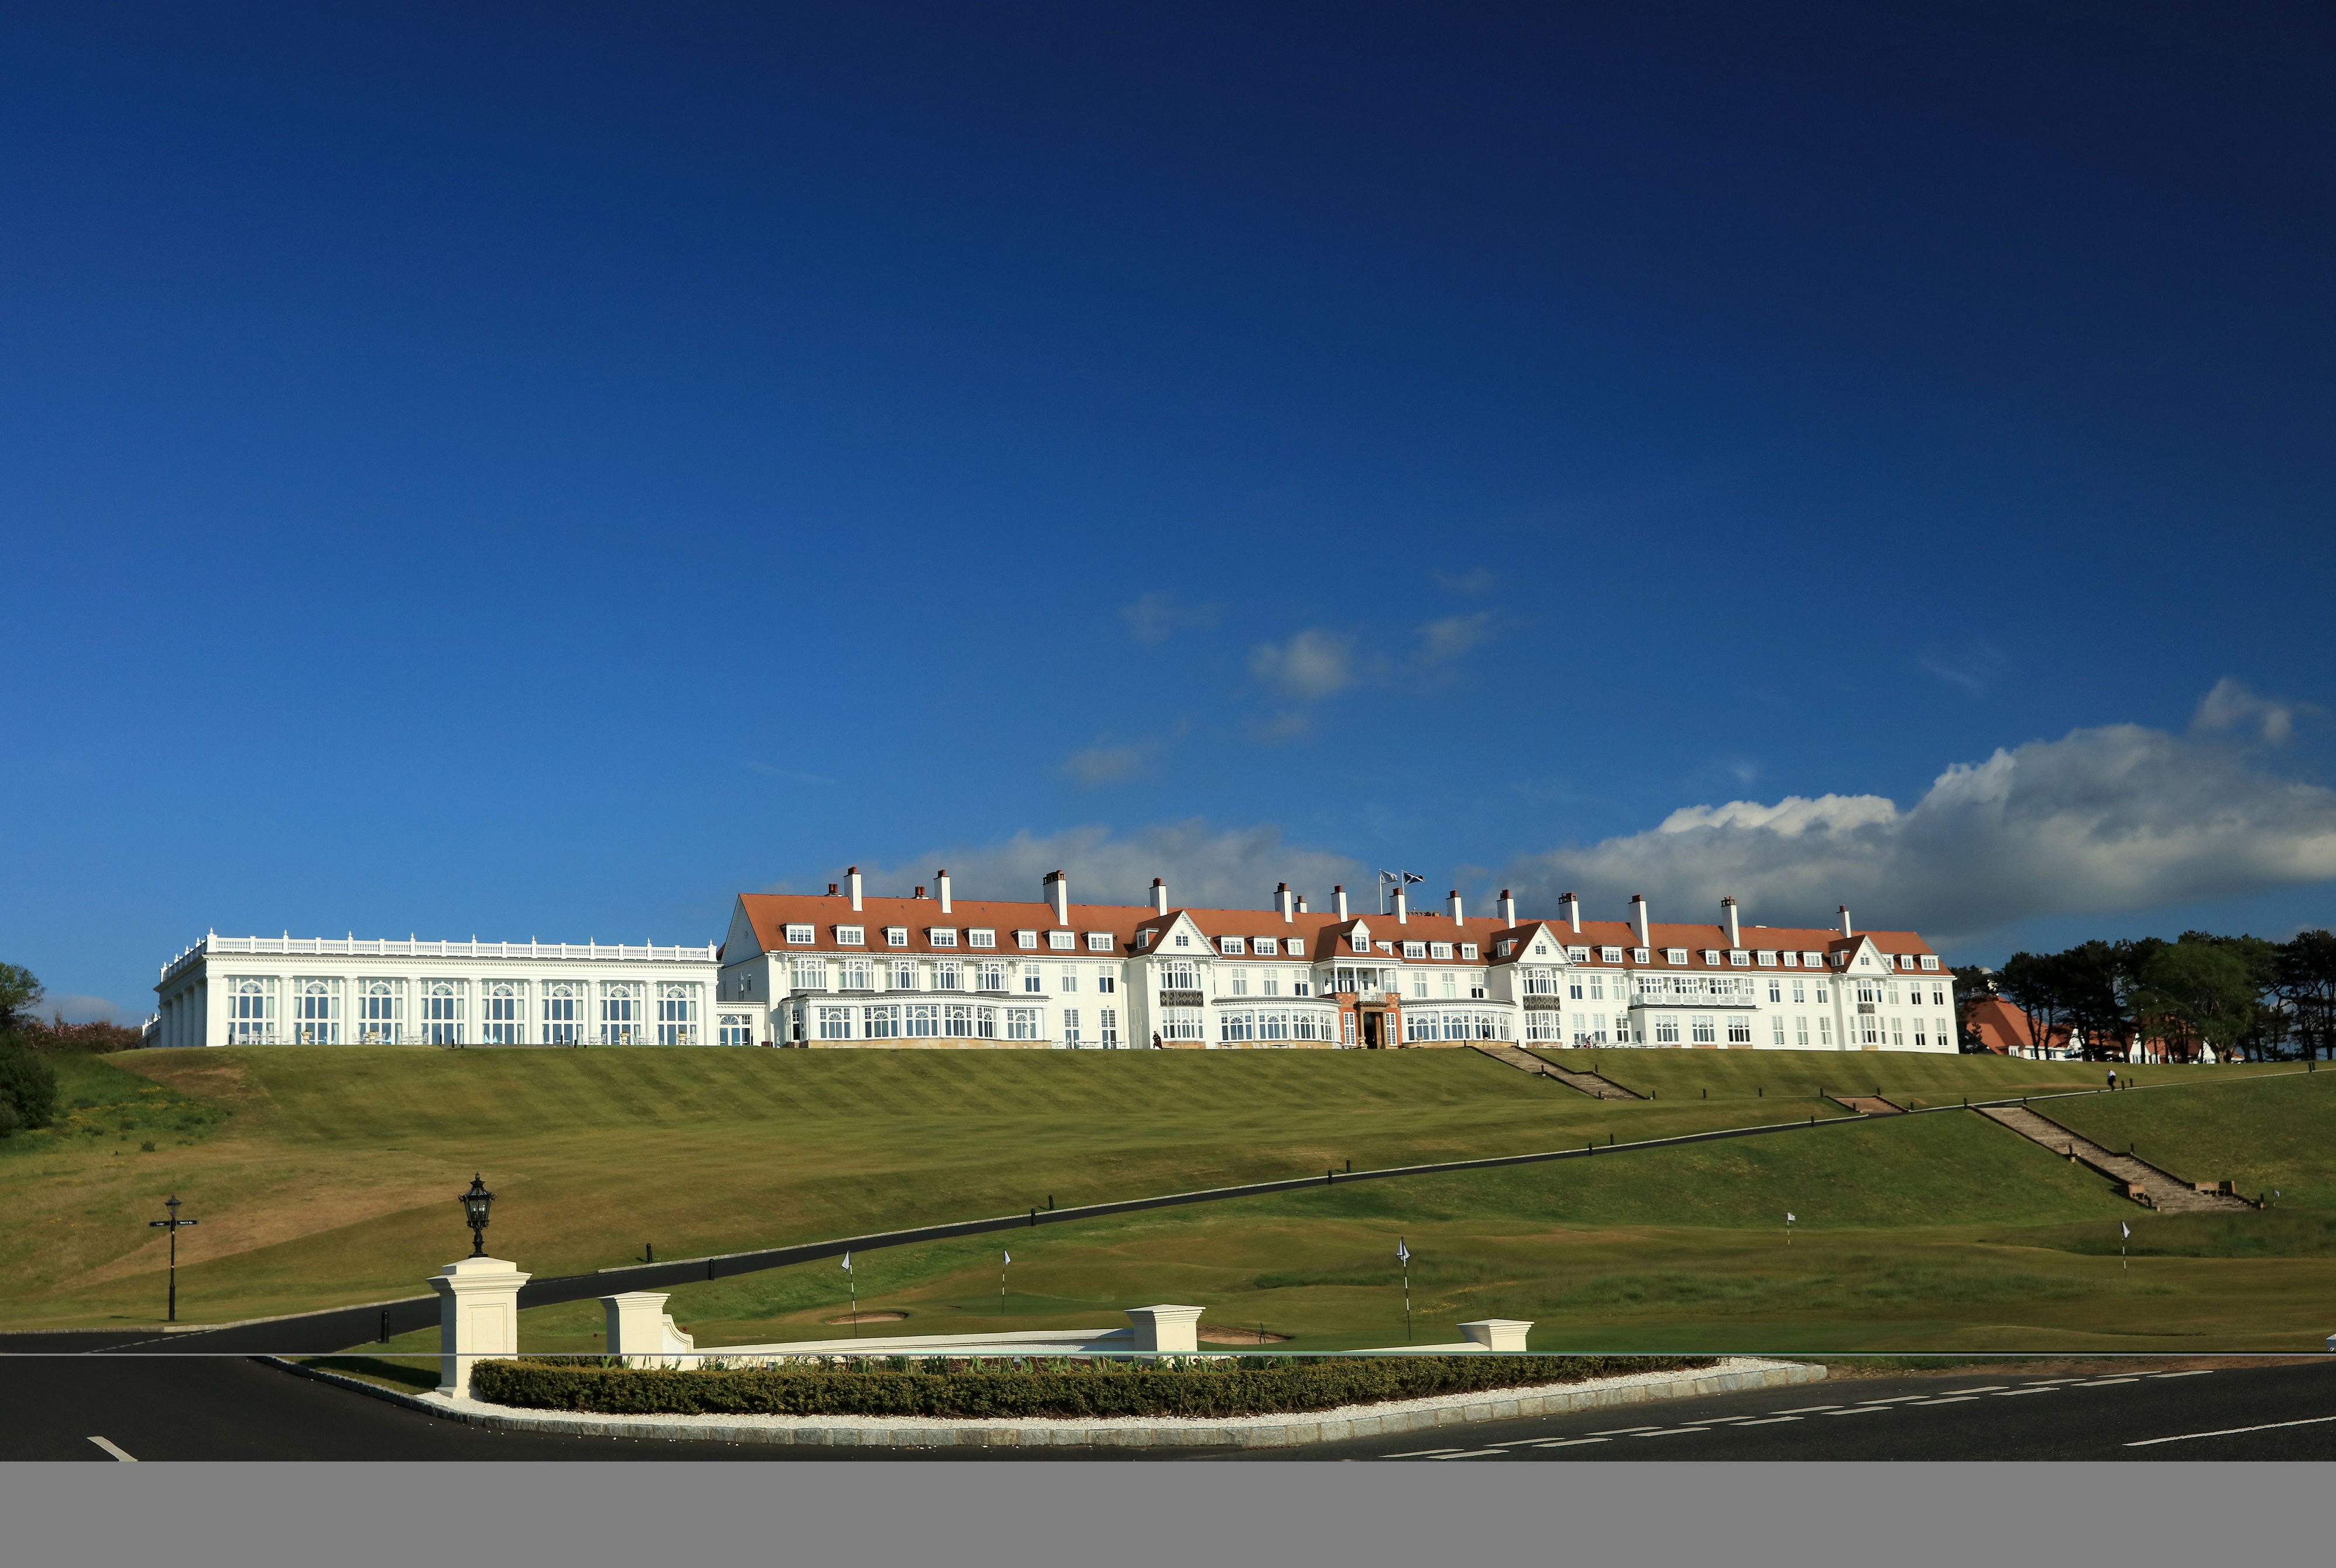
[162,934,718,983]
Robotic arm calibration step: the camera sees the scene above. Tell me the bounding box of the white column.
[602,1291,695,1368]
[1457,1319,1534,1352]
[429,1255,531,1399]
[1124,1305,1204,1354]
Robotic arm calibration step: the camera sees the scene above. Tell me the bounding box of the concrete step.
[1468,1045,1642,1099]
[1973,1103,2257,1213]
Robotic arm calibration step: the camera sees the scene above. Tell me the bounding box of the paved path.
[6,1339,2326,1462]
[1507,1048,1642,1099]
[1833,1096,1903,1116]
[1975,1105,2253,1213]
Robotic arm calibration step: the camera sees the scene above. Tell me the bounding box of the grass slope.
[11,1048,2328,1354]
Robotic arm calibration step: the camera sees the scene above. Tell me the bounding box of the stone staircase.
[1469,1044,1642,1099]
[1830,1095,1903,1116]
[1974,1103,2256,1213]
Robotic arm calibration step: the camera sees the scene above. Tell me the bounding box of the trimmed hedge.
[470,1354,1714,1419]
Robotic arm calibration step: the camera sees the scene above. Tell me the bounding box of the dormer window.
[1459,943,1477,960]
[1086,932,1113,951]
[928,928,958,947]
[1755,951,1778,966]
[1665,948,1687,965]
[1137,929,1152,947]
[1015,930,1038,951]
[1701,949,1721,966]
[1729,951,1750,966]
[835,926,865,946]
[1920,955,1940,970]
[1287,939,1304,956]
[1803,952,1823,967]
[1781,950,1798,966]
[1048,930,1075,951]
[1251,936,1277,956]
[1429,942,1451,960]
[968,929,995,949]
[1633,948,1651,963]
[1600,946,1622,963]
[1375,941,1394,955]
[885,928,908,948]
[1351,934,1371,954]
[1402,941,1426,959]
[785,924,814,945]
[1220,936,1246,956]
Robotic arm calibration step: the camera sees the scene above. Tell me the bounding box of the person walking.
[2107,1068,2118,1091]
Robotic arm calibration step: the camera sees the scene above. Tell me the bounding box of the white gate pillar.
[602,1291,696,1368]
[429,1255,530,1398]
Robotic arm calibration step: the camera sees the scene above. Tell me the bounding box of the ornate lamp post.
[461,1174,495,1257]
[149,1195,199,1323]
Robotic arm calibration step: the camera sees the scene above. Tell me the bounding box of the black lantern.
[460,1174,495,1257]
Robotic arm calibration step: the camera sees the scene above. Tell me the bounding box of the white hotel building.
[147,873,1956,1055]
[711,869,1958,1055]
[148,934,722,1048]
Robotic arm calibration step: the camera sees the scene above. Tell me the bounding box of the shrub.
[0,1099,18,1138]
[0,1039,59,1131]
[469,1354,1714,1420]
[25,1018,144,1054]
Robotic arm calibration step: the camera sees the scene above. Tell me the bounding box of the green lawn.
[11,1047,2330,1355]
[2032,1069,2336,1209]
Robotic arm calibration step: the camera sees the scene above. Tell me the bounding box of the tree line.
[1954,930,2336,1062]
[0,962,144,1137]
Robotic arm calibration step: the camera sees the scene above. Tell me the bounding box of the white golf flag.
[841,1251,852,1272]
[2121,1222,2130,1239]
[1787,1213,1796,1223]
[1003,1250,1012,1266]
[1396,1238,1410,1264]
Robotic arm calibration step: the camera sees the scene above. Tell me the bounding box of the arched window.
[423,980,464,1046]
[601,982,642,1044]
[542,980,581,1044]
[229,978,276,1043]
[484,981,523,1045]
[294,978,340,1044]
[359,979,403,1044]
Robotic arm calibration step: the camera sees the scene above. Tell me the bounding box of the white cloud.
[1432,566,1497,593]
[1062,740,1151,785]
[1119,593,1221,644]
[1416,612,1495,665]
[837,822,1366,911]
[1500,712,2336,946]
[2191,677,2299,744]
[43,993,144,1026]
[1248,629,1354,700]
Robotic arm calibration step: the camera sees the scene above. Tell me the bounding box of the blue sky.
[6,3,2334,1023]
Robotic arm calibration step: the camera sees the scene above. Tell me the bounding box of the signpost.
[148,1195,198,1323]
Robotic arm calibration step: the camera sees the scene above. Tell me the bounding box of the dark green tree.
[0,1041,58,1132]
[2135,940,2258,1060]
[2274,930,2336,1061]
[0,963,44,1032]
[1998,950,2070,1056]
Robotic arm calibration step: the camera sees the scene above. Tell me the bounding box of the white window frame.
[1016,931,1039,951]
[1085,932,1113,952]
[968,929,996,949]
[1221,936,1246,956]
[482,980,522,1046]
[885,928,908,948]
[835,925,865,946]
[1048,930,1076,951]
[928,928,958,947]
[785,924,814,945]
[541,980,581,1045]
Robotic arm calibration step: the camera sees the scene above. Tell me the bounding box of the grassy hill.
[4,1047,2325,1354]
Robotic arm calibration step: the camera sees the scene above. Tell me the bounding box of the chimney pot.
[1447,888,1465,924]
[1630,894,1650,948]
[937,869,953,915]
[1498,888,1517,926]
[1151,877,1168,916]
[1334,884,1349,920]
[846,867,863,913]
[828,883,838,897]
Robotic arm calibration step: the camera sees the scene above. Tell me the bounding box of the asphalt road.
[1241,1361,2336,1463]
[5,1340,2330,1462]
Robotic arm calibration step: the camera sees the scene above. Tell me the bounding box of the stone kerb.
[428,1255,530,1399]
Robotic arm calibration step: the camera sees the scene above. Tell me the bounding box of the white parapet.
[602,1291,698,1368]
[1457,1319,1534,1353]
[429,1255,531,1398]
[1124,1305,1205,1354]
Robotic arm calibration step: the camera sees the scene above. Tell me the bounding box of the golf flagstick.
[842,1251,856,1336]
[1397,1237,1411,1341]
[1786,1211,1795,1246]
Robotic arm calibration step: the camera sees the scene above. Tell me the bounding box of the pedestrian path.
[1469,1045,1641,1099]
[1830,1095,1903,1116]
[1973,1104,2254,1213]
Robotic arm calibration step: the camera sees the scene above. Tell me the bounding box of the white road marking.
[1587,1425,1666,1436]
[2073,1378,2141,1388]
[1993,1388,2059,1397]
[2126,1413,2336,1448]
[1855,1396,1930,1405]
[1770,1405,1844,1414]
[1937,1386,2008,1395]
[1528,1437,1613,1448]
[87,1436,136,1462]
[1734,1417,1802,1426]
[1430,1450,1510,1460]
[1825,1406,1892,1416]
[1909,1397,1982,1406]
[1632,1428,1710,1437]
[2150,1370,2215,1379]
[1382,1446,1469,1458]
